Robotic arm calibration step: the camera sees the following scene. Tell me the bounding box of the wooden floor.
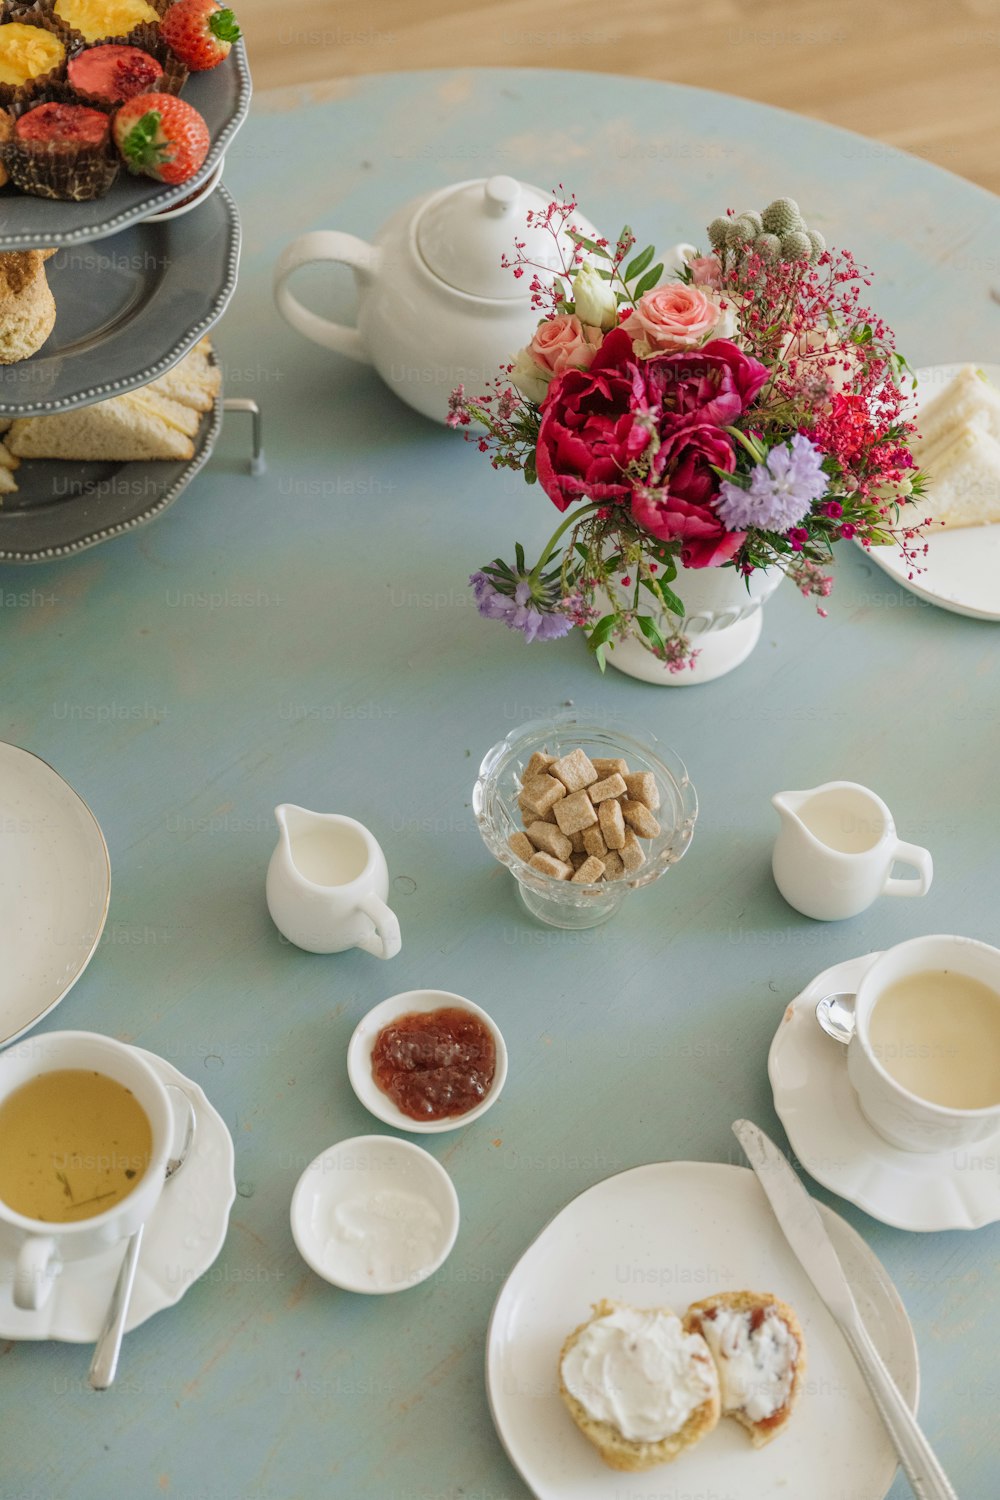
[237,0,1000,194]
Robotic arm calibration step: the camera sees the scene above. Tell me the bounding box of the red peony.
[631,423,745,568]
[536,328,650,510]
[642,339,770,428]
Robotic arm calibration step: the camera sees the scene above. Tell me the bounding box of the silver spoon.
[815,991,857,1046]
[88,1085,196,1391]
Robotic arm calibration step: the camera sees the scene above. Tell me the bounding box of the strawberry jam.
[371,1007,496,1121]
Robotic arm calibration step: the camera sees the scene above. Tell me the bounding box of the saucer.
[347,989,508,1134]
[768,953,1000,1231]
[0,1048,235,1340]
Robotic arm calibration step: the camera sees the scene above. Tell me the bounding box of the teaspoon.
[88,1085,196,1391]
[815,991,857,1046]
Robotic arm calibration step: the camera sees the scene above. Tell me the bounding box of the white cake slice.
[916,422,1000,529]
[915,364,1000,451]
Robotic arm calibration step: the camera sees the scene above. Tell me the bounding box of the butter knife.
[732,1119,957,1500]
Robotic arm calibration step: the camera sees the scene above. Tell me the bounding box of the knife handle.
[840,1314,957,1500]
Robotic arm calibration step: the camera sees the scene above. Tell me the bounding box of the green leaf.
[514,542,526,574]
[623,244,655,283]
[567,230,610,259]
[656,579,685,616]
[587,613,617,651]
[636,614,667,652]
[633,263,665,299]
[594,645,607,673]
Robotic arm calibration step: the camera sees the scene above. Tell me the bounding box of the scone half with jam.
[558,1298,720,1471]
[683,1290,806,1448]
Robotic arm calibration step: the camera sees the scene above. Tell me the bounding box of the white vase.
[604,565,784,686]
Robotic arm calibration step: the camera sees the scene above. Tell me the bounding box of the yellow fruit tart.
[53,0,161,44]
[0,21,66,90]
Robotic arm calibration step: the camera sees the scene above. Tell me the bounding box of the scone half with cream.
[558,1298,720,1471]
[683,1290,805,1448]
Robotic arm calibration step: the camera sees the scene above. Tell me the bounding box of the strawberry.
[113,92,209,185]
[160,0,241,71]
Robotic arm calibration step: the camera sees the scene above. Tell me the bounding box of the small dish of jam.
[347,989,508,1134]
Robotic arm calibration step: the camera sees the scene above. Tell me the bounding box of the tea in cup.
[847,935,1000,1152]
[0,1032,176,1310]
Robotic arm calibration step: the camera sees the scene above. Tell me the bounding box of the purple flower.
[470,572,572,644]
[716,434,828,534]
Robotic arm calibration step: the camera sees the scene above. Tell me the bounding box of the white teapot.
[272,175,600,424]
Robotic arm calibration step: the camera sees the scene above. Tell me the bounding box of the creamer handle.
[884,840,933,898]
[273,231,379,363]
[355,894,401,960]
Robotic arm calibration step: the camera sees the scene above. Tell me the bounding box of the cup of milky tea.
[848,935,1000,1153]
[0,1031,176,1310]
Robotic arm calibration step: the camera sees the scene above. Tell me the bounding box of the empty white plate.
[0,743,110,1048]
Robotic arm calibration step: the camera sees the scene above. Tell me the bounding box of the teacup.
[847,935,1000,1152]
[0,1032,175,1310]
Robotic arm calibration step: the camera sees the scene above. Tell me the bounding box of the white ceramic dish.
[347,989,507,1134]
[143,158,226,223]
[769,953,1000,1231]
[290,1134,459,1294]
[0,1047,235,1340]
[861,362,1000,620]
[486,1160,918,1500]
[0,743,110,1049]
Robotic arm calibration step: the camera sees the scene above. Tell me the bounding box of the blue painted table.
[2,70,999,1500]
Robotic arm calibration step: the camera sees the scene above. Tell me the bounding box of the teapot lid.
[415,176,577,301]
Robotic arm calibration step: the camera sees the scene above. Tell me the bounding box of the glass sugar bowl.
[473,713,697,929]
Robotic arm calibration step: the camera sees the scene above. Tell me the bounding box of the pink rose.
[686,255,723,289]
[528,314,602,376]
[622,283,726,356]
[643,340,770,429]
[536,328,651,511]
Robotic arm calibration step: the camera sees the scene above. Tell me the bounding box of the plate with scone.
[0,182,238,415]
[863,363,1000,620]
[0,335,222,560]
[486,1160,918,1500]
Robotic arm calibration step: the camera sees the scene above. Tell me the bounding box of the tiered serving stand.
[0,36,254,561]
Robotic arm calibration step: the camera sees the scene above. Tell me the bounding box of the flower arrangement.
[449,194,927,672]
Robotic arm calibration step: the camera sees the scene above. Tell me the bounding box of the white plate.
[862,363,1000,619]
[347,988,508,1133]
[769,953,1000,1231]
[0,743,110,1049]
[486,1160,918,1500]
[290,1134,459,1293]
[0,1046,235,1340]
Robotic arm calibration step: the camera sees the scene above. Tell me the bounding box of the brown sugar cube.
[518,796,554,827]
[529,851,572,880]
[603,850,625,881]
[592,756,629,777]
[621,799,661,839]
[582,825,607,858]
[588,772,627,805]
[524,751,556,781]
[508,831,534,862]
[525,821,573,861]
[569,829,587,854]
[620,830,646,873]
[598,798,626,850]
[519,774,566,817]
[549,748,598,793]
[552,788,598,835]
[623,771,660,811]
[572,854,605,884]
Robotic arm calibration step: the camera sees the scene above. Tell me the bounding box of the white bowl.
[289,1134,459,1294]
[347,989,508,1135]
[143,157,225,222]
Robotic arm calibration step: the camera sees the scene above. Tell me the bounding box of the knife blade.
[731,1117,857,1322]
[732,1118,957,1500]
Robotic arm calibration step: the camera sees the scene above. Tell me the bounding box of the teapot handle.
[273,231,380,364]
